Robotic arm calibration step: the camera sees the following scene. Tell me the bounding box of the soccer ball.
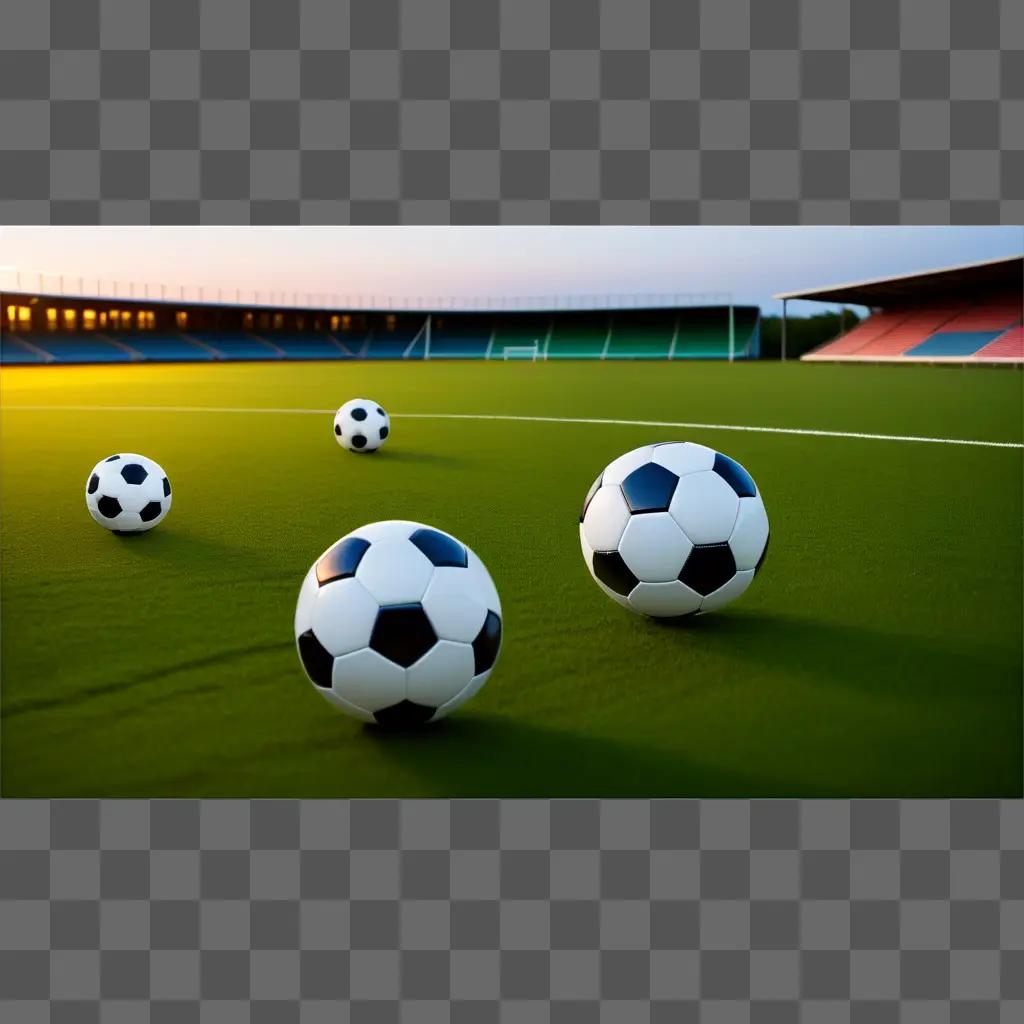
[294,520,502,726]
[334,398,390,453]
[86,453,171,534]
[579,442,768,617]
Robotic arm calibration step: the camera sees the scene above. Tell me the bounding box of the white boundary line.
[4,404,1022,449]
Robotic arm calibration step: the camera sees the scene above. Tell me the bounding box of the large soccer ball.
[294,520,502,726]
[579,442,768,618]
[86,453,172,534]
[334,398,390,453]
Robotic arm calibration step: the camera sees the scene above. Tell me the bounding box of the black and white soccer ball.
[334,398,390,453]
[580,442,769,618]
[295,520,502,726]
[85,453,172,534]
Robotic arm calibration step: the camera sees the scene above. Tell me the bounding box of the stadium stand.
[605,311,676,359]
[782,256,1023,364]
[427,316,492,359]
[849,307,963,358]
[274,334,353,359]
[363,332,419,359]
[190,332,284,359]
[1,296,761,365]
[546,314,610,359]
[110,334,214,361]
[976,326,1024,360]
[17,333,134,363]
[675,307,759,359]
[490,316,550,359]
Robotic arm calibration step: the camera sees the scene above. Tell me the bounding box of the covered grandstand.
[0,294,760,365]
[778,255,1023,364]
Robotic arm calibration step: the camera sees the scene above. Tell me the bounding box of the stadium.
[1,293,760,364]
[0,229,1021,798]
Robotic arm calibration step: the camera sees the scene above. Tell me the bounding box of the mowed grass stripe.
[6,404,1022,450]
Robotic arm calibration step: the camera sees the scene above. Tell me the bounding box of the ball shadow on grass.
[104,526,253,563]
[644,608,1013,704]
[358,712,784,798]
[369,448,467,467]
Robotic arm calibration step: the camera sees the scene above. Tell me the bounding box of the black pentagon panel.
[162,477,171,497]
[680,543,736,596]
[334,424,341,435]
[120,463,148,485]
[376,407,385,416]
[370,603,437,668]
[472,610,502,675]
[297,630,335,688]
[755,533,769,575]
[139,501,162,523]
[592,551,638,597]
[351,434,367,449]
[712,452,756,498]
[104,454,121,462]
[87,474,99,494]
[316,536,371,586]
[379,425,389,440]
[373,700,436,728]
[97,495,122,519]
[579,471,603,523]
[410,527,467,568]
[351,406,367,421]
[620,462,678,514]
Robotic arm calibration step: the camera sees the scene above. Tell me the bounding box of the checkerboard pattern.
[0,0,1021,223]
[2,799,1023,1020]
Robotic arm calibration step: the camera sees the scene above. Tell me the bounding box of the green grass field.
[1,360,1021,798]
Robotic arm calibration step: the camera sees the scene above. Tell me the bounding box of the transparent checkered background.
[3,0,1024,1019]
[0,0,1021,223]
[1,801,1023,1021]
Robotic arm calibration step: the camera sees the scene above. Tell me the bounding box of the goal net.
[500,343,540,361]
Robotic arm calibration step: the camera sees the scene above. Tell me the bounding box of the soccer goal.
[501,343,540,361]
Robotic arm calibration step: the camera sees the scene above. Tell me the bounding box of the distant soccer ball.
[334,399,390,453]
[579,442,768,617]
[295,520,502,726]
[86,453,171,534]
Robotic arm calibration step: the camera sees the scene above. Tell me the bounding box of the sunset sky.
[2,225,1020,315]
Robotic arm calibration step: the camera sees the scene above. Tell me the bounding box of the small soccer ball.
[334,399,390,453]
[579,442,768,618]
[86,453,172,534]
[295,520,502,726]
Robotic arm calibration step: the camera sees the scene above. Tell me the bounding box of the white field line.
[3,403,1022,450]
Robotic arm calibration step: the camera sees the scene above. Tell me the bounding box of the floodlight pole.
[781,299,787,362]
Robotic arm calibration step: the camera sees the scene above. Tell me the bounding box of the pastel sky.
[1,226,1020,315]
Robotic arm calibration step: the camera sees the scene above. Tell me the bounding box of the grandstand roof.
[774,254,1023,307]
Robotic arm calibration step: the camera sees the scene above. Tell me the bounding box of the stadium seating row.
[803,299,1023,362]
[1,309,761,364]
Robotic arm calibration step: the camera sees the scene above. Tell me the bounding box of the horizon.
[1,225,1020,317]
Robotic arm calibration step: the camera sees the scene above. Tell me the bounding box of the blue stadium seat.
[904,331,1003,357]
[114,334,214,360]
[428,333,491,358]
[24,334,132,362]
[191,333,282,359]
[274,335,354,359]
[363,335,417,359]
[0,335,48,363]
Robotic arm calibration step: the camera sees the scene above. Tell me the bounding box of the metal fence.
[0,268,731,312]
